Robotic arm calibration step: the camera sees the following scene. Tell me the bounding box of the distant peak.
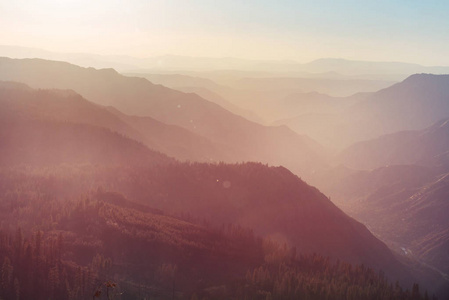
[405,73,436,79]
[40,88,81,99]
[0,81,32,91]
[309,58,350,63]
[97,68,118,75]
[402,73,449,85]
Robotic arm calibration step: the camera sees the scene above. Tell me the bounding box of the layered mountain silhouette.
[302,58,449,77]
[270,92,368,147]
[0,87,170,167]
[4,45,449,77]
[124,73,263,123]
[274,74,449,149]
[0,80,417,289]
[3,55,449,297]
[0,57,327,177]
[322,164,449,296]
[233,76,394,97]
[345,74,449,137]
[338,117,449,170]
[0,81,228,162]
[316,117,449,297]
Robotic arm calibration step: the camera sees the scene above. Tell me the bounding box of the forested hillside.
[0,166,432,299]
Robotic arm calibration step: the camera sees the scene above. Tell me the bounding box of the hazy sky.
[1,0,449,65]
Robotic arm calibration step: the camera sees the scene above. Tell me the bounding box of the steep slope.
[123,163,405,271]
[0,57,327,177]
[7,161,416,288]
[270,92,369,147]
[122,73,242,114]
[0,81,230,162]
[323,165,449,287]
[104,106,232,162]
[122,72,264,122]
[0,169,265,299]
[0,119,171,167]
[23,161,418,288]
[0,81,142,139]
[0,170,427,299]
[123,73,228,93]
[338,118,449,170]
[315,117,449,297]
[0,82,174,167]
[327,119,449,287]
[175,86,263,123]
[270,74,449,149]
[123,72,283,124]
[344,74,449,140]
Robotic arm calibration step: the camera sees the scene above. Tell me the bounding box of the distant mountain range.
[338,117,449,170]
[0,81,228,163]
[232,76,394,97]
[0,57,328,178]
[275,74,449,149]
[345,74,449,137]
[126,72,395,132]
[303,58,449,77]
[2,45,449,76]
[123,72,263,123]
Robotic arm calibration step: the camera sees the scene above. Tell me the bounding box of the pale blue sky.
[1,0,448,64]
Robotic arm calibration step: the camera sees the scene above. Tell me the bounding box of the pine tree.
[1,257,13,299]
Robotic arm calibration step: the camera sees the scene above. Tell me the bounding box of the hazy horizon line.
[2,44,449,68]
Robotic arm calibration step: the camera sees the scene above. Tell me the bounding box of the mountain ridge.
[0,57,328,178]
[0,82,230,162]
[2,45,449,75]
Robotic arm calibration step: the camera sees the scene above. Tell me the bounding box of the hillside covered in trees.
[0,166,434,299]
